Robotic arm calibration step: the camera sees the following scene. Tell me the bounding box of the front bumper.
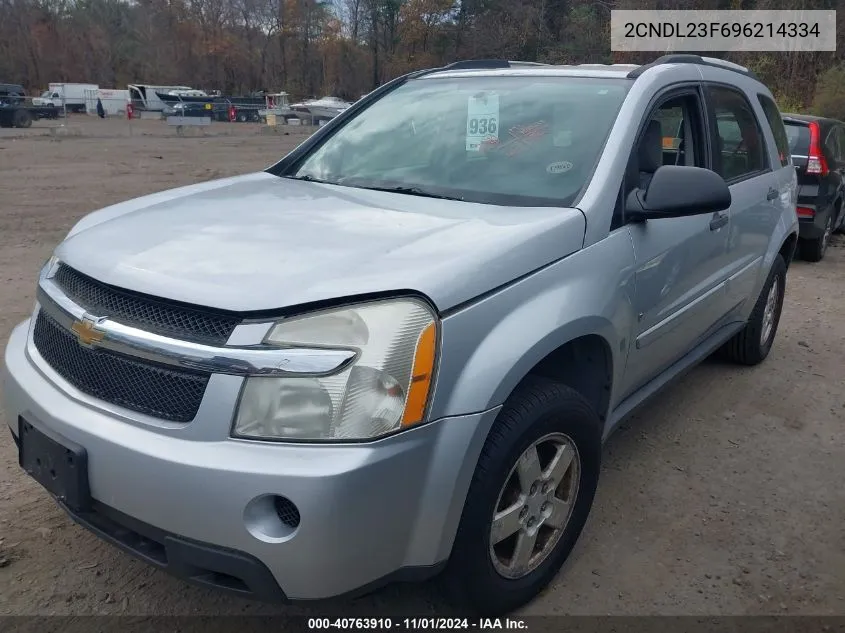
[3,318,499,601]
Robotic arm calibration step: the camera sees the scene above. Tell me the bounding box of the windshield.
[288,76,631,206]
[784,122,810,155]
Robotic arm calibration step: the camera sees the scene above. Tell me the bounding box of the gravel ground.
[1,116,844,617]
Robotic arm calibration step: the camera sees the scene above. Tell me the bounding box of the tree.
[2,0,844,112]
[812,65,845,121]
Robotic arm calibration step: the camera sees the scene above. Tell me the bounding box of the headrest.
[638,119,663,174]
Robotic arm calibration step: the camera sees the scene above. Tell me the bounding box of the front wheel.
[442,377,601,615]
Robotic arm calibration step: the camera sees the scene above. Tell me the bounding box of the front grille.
[53,265,239,345]
[33,311,209,422]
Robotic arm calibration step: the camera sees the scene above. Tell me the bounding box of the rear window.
[784,122,811,156]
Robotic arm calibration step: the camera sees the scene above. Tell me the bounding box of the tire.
[799,214,832,262]
[442,376,602,615]
[237,112,247,122]
[719,254,787,366]
[834,201,845,235]
[13,109,32,128]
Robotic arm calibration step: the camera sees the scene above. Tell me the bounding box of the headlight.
[41,255,59,276]
[233,298,438,441]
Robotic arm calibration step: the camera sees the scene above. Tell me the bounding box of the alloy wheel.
[489,432,580,579]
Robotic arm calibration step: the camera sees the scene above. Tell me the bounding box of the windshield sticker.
[547,161,573,174]
[466,93,500,151]
[482,121,549,158]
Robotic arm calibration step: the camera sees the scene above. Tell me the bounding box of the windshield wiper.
[284,174,334,184]
[284,176,464,201]
[356,185,464,201]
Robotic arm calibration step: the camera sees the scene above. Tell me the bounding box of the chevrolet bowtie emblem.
[71,316,105,346]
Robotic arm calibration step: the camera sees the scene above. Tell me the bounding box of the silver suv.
[3,55,798,614]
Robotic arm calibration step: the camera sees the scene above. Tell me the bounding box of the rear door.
[757,93,799,243]
[703,84,780,312]
[783,118,819,219]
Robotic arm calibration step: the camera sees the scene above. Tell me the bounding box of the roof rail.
[441,59,549,71]
[508,61,551,67]
[627,54,762,82]
[574,63,640,70]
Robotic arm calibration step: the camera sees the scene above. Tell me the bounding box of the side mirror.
[626,165,731,221]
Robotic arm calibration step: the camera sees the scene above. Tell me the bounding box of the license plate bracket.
[18,417,90,511]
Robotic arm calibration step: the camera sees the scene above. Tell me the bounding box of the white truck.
[32,83,99,113]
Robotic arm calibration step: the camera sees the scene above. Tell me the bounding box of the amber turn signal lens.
[401,322,437,427]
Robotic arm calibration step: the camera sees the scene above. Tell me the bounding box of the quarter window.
[824,127,839,164]
[757,95,791,167]
[709,86,768,181]
[832,126,845,165]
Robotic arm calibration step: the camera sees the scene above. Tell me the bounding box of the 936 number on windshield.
[468,116,498,135]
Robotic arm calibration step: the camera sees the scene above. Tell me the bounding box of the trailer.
[84,88,130,116]
[32,83,98,113]
[221,96,266,122]
[257,92,295,122]
[128,84,194,112]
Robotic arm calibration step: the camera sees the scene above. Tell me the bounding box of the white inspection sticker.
[466,93,499,152]
[547,161,573,174]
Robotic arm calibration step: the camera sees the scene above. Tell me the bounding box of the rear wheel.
[834,201,845,235]
[442,377,601,615]
[800,214,832,262]
[719,254,786,366]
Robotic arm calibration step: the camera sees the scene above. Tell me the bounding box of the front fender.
[429,229,638,432]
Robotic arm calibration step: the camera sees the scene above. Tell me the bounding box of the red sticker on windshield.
[482,121,550,158]
[512,121,549,140]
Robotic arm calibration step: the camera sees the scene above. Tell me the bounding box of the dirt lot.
[1,115,844,617]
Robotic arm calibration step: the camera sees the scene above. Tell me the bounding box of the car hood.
[56,172,586,313]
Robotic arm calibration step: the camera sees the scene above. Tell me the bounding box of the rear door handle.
[767,188,779,201]
[710,212,728,231]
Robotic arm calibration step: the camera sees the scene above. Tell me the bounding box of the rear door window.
[784,122,810,156]
[707,86,769,182]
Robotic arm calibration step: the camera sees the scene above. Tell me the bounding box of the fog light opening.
[243,494,301,543]
[274,495,301,529]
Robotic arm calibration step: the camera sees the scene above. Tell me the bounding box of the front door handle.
[767,188,779,201]
[710,212,729,231]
